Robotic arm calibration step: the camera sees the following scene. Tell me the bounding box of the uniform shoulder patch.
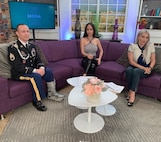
[9,53,15,61]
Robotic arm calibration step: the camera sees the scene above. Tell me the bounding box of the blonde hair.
[136,29,150,48]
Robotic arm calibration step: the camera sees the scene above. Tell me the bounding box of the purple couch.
[0,39,161,117]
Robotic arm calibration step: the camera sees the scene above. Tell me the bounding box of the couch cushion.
[96,61,126,79]
[116,47,130,67]
[105,42,129,61]
[8,79,32,98]
[122,71,161,89]
[47,62,73,80]
[99,40,110,61]
[34,40,52,62]
[139,74,161,89]
[55,58,84,76]
[0,42,15,78]
[46,40,79,62]
[35,44,49,65]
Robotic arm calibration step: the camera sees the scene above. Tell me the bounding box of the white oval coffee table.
[68,87,117,133]
[67,76,118,115]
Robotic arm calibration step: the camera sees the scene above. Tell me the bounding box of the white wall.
[59,0,72,40]
[121,0,140,43]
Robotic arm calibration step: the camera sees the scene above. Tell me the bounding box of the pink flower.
[94,85,102,94]
[89,77,98,84]
[82,77,107,96]
[83,83,95,96]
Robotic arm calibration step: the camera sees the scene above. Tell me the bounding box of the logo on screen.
[27,14,41,19]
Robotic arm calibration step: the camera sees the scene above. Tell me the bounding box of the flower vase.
[87,93,101,103]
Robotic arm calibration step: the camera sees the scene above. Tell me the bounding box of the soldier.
[8,24,64,111]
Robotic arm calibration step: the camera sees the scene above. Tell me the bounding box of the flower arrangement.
[82,77,107,97]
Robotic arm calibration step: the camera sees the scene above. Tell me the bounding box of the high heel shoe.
[127,101,134,107]
[126,96,130,100]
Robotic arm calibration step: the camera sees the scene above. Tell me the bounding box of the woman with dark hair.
[126,29,156,106]
[80,22,103,76]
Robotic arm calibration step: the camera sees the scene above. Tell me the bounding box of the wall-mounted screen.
[9,1,55,29]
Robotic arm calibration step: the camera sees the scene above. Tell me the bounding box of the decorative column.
[112,19,118,40]
[74,9,81,39]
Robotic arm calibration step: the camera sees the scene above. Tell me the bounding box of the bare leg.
[129,90,135,102]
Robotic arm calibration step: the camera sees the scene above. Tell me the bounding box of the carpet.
[0,86,161,142]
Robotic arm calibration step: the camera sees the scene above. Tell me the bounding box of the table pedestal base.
[74,112,104,133]
[95,104,116,116]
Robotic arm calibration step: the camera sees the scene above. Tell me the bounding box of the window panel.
[89,0,97,4]
[109,0,117,4]
[109,5,117,14]
[100,0,108,4]
[71,0,127,33]
[89,5,97,13]
[118,0,126,4]
[118,6,126,14]
[99,5,108,13]
[72,0,79,4]
[80,0,88,4]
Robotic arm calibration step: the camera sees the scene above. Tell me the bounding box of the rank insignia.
[31,48,36,57]
[9,53,15,61]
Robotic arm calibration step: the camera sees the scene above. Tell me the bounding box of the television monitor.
[9,1,55,29]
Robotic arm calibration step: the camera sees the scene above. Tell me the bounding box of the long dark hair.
[83,22,96,38]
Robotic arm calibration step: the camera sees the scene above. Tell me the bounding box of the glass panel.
[71,23,75,31]
[81,23,86,32]
[80,0,88,4]
[89,5,97,13]
[118,16,125,24]
[99,15,107,23]
[99,24,106,32]
[72,15,76,22]
[100,0,108,5]
[89,0,97,4]
[80,5,88,11]
[72,0,79,4]
[118,6,126,14]
[80,11,89,22]
[109,0,117,4]
[118,0,126,4]
[107,16,115,24]
[107,25,114,32]
[99,5,107,13]
[109,5,117,14]
[118,26,124,32]
[90,15,97,23]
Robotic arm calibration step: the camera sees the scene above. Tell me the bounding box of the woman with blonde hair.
[126,29,156,106]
